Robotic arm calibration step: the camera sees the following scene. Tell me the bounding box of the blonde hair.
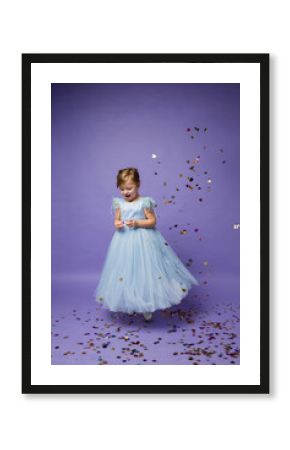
[116,167,140,188]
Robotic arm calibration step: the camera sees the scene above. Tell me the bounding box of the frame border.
[22,53,269,394]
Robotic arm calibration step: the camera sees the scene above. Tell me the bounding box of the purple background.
[51,83,240,365]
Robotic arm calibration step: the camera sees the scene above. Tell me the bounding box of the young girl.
[94,167,199,321]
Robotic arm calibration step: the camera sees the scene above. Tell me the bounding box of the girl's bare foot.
[143,312,152,321]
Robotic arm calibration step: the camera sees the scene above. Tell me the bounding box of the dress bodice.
[111,196,157,221]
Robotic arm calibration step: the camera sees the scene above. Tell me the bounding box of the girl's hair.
[116,167,140,188]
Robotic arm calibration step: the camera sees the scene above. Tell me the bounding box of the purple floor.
[51,275,240,365]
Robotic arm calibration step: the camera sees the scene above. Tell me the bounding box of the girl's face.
[119,179,139,201]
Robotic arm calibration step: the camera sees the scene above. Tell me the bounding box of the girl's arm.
[114,208,124,229]
[135,208,156,228]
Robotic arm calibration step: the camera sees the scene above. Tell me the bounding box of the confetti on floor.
[51,288,240,366]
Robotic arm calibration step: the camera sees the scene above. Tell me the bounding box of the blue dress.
[94,196,199,314]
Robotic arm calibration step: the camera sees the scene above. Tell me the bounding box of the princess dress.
[94,196,199,314]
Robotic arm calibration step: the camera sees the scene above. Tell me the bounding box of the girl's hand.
[125,219,138,229]
[114,219,125,229]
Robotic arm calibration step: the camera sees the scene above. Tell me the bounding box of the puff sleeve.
[143,196,157,211]
[111,197,121,216]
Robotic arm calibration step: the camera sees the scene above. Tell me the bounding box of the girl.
[94,167,199,321]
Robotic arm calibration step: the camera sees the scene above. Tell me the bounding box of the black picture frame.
[22,53,269,394]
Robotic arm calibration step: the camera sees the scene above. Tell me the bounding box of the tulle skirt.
[94,226,199,314]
